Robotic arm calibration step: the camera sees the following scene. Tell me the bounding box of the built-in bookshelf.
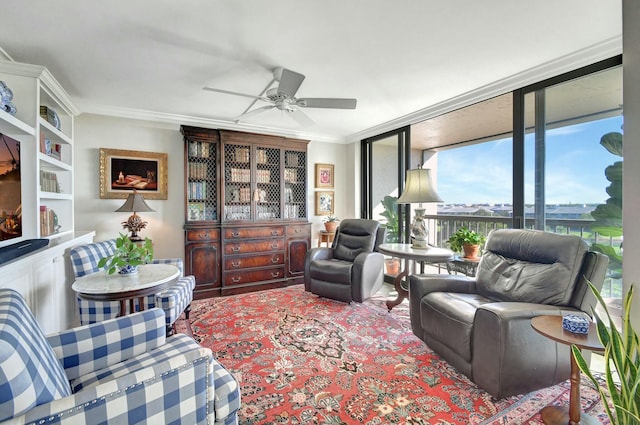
[0,58,76,242]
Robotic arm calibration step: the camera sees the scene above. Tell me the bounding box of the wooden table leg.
[118,300,127,317]
[540,349,600,425]
[386,259,410,311]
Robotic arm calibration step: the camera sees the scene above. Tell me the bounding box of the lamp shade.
[396,168,443,204]
[115,192,155,213]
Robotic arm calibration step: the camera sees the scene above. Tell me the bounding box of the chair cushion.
[309,259,353,285]
[421,292,492,363]
[0,289,71,422]
[476,229,588,306]
[332,219,379,262]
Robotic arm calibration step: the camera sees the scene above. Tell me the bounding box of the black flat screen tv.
[0,133,22,248]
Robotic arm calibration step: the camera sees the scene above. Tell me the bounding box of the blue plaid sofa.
[0,288,240,425]
[70,240,195,336]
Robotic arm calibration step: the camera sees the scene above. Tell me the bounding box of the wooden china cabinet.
[181,126,311,299]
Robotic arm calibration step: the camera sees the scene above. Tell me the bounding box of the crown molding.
[76,102,346,144]
[346,36,623,143]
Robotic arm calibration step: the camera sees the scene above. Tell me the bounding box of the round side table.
[531,315,604,425]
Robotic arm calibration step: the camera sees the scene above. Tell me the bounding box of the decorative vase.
[324,222,338,233]
[462,244,480,259]
[117,264,139,275]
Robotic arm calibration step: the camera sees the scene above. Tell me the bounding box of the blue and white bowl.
[562,314,590,334]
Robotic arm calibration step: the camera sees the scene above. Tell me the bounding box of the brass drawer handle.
[231,246,241,252]
[232,277,241,283]
[271,272,280,278]
[271,257,280,263]
[270,243,279,249]
[294,228,301,233]
[198,232,209,239]
[271,230,279,235]
[231,260,241,268]
[231,231,240,238]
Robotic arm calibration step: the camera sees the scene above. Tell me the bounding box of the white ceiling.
[0,1,622,143]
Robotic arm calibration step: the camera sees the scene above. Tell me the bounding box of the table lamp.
[396,167,442,249]
[115,190,154,241]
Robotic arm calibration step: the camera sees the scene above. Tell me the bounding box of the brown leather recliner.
[409,228,608,399]
[304,219,386,303]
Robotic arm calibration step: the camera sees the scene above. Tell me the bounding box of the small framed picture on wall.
[315,191,334,215]
[315,163,334,188]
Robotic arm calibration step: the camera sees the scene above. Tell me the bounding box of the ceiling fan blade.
[298,98,357,109]
[203,87,268,102]
[275,68,305,97]
[235,105,275,122]
[289,108,315,127]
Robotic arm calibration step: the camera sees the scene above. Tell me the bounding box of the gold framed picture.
[99,148,168,199]
[315,191,334,215]
[315,163,334,188]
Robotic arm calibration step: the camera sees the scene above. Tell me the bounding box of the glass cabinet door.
[223,142,252,221]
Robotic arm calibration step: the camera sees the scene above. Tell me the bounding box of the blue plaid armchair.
[70,240,195,336]
[0,288,240,424]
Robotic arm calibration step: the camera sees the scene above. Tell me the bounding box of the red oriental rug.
[183,285,610,424]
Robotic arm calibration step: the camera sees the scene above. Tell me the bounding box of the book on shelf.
[188,141,210,158]
[39,170,61,193]
[40,205,59,236]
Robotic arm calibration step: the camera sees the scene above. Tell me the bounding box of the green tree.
[590,131,623,273]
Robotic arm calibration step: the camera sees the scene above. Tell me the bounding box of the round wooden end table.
[531,315,604,425]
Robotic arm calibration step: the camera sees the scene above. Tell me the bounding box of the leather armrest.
[352,251,384,301]
[304,247,334,290]
[306,247,334,262]
[409,274,477,330]
[472,302,585,398]
[477,302,585,321]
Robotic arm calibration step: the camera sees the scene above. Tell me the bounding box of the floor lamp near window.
[396,168,442,249]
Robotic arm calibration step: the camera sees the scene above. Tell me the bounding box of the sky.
[437,115,623,205]
[0,135,20,176]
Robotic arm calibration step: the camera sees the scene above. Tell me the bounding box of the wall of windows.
[362,56,623,297]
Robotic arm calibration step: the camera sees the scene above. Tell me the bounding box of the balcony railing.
[419,214,622,297]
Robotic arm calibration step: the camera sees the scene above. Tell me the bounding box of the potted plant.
[323,215,339,233]
[98,233,154,275]
[447,227,486,259]
[572,282,640,425]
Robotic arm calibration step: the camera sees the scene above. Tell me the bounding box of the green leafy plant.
[98,233,154,275]
[380,195,399,243]
[447,227,486,253]
[590,131,623,276]
[323,215,339,223]
[572,282,640,425]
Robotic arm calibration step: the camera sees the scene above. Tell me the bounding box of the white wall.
[623,0,640,325]
[74,114,347,256]
[307,139,350,244]
[74,115,185,258]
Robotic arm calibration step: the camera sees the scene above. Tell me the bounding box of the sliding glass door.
[523,65,623,297]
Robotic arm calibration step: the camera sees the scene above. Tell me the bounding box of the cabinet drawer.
[224,253,284,270]
[224,239,284,254]
[224,226,285,240]
[286,224,310,237]
[186,228,220,242]
[224,267,286,286]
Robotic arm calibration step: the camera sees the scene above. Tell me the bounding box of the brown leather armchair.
[409,228,608,399]
[304,219,386,303]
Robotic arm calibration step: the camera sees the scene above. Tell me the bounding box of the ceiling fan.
[203,67,357,127]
